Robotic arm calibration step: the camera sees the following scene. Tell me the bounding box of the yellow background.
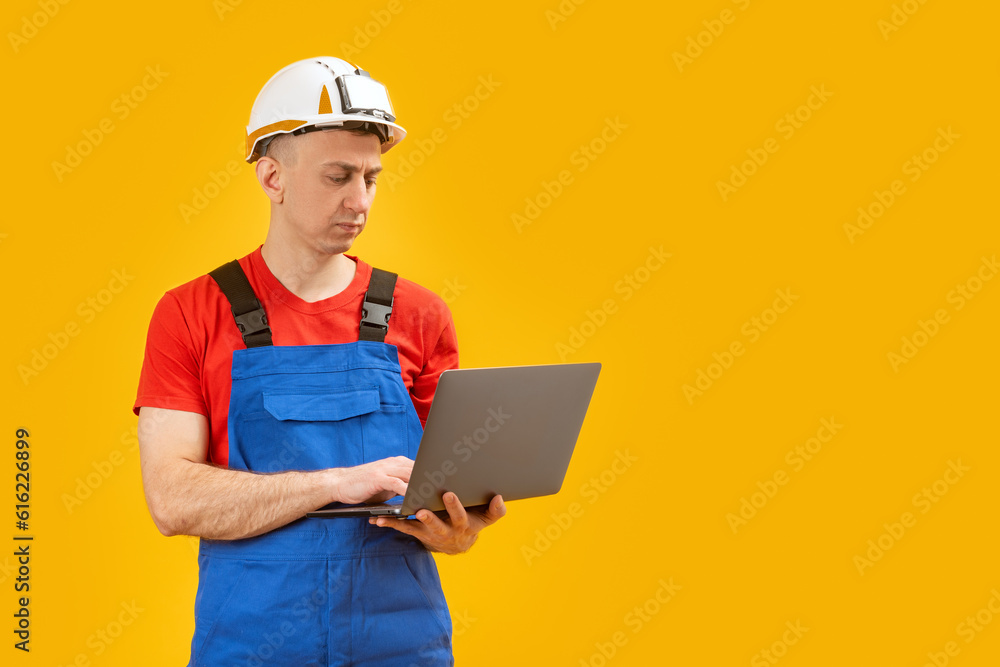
[4,0,998,665]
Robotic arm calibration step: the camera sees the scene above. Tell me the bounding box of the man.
[134,56,505,666]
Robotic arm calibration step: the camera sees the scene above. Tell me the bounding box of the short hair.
[263,133,296,165]
[263,126,382,166]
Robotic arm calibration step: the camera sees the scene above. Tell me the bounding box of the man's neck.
[260,237,357,303]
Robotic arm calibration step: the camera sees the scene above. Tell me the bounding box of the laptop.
[306,362,601,518]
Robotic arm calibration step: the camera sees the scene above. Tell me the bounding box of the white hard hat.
[245,56,406,163]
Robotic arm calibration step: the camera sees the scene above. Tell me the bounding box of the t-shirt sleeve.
[410,306,459,428]
[133,291,208,417]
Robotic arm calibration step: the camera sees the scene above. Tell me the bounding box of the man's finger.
[373,516,422,538]
[479,495,506,526]
[416,508,451,537]
[384,476,409,497]
[441,492,469,529]
[385,458,413,480]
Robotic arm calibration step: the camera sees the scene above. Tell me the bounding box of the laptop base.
[306,504,490,519]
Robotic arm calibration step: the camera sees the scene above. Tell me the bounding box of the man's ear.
[256,157,285,204]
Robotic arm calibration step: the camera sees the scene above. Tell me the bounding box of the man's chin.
[308,227,362,256]
[316,239,356,257]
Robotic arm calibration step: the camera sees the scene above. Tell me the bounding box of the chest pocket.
[264,387,381,422]
[232,385,408,472]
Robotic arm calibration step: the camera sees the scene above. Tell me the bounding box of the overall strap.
[359,268,398,343]
[209,260,273,348]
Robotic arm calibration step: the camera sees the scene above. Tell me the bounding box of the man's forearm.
[149,459,336,540]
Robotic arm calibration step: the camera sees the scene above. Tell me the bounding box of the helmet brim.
[246,115,407,163]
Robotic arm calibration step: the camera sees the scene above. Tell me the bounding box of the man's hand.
[369,492,506,554]
[332,456,413,504]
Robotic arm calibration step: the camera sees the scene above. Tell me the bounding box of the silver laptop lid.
[401,362,602,514]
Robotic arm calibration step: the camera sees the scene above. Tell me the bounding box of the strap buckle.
[209,259,274,348]
[234,307,270,337]
[358,268,398,343]
[360,297,393,334]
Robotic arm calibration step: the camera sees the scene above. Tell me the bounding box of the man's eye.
[366,179,377,187]
[328,176,347,184]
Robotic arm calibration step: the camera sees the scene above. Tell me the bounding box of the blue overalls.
[188,261,453,666]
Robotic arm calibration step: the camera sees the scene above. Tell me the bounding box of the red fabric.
[133,246,459,467]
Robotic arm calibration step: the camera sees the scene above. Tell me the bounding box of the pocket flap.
[262,388,380,422]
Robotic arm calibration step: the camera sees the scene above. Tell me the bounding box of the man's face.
[272,129,383,257]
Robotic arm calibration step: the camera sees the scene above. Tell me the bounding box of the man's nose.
[343,177,372,215]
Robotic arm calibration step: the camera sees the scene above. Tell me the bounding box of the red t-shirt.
[133,246,459,467]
